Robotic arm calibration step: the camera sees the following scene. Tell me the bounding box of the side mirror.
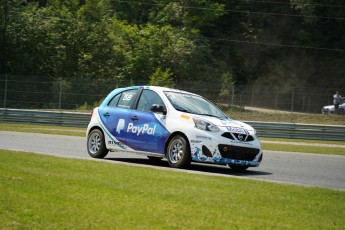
[151,104,167,115]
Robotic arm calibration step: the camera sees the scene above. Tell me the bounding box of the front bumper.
[191,143,263,167]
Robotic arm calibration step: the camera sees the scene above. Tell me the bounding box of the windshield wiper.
[176,108,190,113]
[176,109,221,118]
[197,113,220,118]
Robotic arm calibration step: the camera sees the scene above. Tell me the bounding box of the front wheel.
[166,135,191,168]
[87,129,108,158]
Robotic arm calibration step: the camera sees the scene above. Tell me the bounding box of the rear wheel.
[229,165,249,171]
[166,135,191,168]
[87,129,108,158]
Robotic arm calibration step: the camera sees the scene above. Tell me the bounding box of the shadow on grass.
[104,157,272,177]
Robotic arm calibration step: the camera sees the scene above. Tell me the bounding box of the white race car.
[86,86,263,171]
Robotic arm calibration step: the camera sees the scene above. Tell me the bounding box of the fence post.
[231,84,235,106]
[240,93,242,108]
[3,74,8,109]
[291,88,295,113]
[58,78,62,110]
[251,89,254,106]
[302,96,305,112]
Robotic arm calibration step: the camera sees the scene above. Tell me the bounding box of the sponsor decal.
[196,135,211,140]
[127,123,156,136]
[226,127,246,134]
[191,140,202,143]
[237,134,244,141]
[116,119,125,134]
[97,115,126,150]
[180,114,190,120]
[229,140,254,146]
[116,119,157,136]
[108,140,125,146]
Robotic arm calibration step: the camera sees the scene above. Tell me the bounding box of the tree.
[219,71,235,105]
[149,67,175,88]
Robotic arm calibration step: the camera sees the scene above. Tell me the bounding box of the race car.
[86,86,263,171]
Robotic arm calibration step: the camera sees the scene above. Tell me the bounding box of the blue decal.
[125,110,170,154]
[98,106,170,154]
[97,115,126,150]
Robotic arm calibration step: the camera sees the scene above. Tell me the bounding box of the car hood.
[323,105,334,109]
[199,116,255,131]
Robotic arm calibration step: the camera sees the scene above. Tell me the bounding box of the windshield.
[164,91,227,119]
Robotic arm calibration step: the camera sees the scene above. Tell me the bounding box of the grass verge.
[260,137,345,146]
[262,143,345,156]
[0,123,85,136]
[1,150,344,229]
[226,109,345,125]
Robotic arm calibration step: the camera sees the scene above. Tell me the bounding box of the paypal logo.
[116,119,125,134]
[127,123,156,136]
[116,119,157,136]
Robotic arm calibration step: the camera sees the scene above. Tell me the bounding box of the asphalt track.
[1,131,345,191]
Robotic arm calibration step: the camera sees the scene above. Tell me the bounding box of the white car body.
[87,86,263,170]
[322,103,345,114]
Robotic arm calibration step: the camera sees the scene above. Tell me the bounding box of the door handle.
[103,113,110,117]
[131,116,138,121]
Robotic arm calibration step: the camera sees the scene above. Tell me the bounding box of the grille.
[218,144,260,161]
[221,132,254,142]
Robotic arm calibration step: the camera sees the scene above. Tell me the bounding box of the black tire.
[87,129,108,158]
[339,108,345,115]
[229,165,249,171]
[147,156,163,162]
[166,135,191,168]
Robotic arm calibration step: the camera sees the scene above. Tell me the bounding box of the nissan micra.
[87,86,263,171]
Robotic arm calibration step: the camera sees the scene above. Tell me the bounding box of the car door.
[125,89,170,154]
[99,89,138,149]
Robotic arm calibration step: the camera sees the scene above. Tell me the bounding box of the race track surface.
[1,131,344,191]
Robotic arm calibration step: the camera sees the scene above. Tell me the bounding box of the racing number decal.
[122,93,133,101]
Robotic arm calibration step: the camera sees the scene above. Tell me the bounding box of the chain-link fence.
[0,74,339,114]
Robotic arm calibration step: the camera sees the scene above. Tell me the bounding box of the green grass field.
[1,150,344,229]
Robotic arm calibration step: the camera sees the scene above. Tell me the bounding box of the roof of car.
[119,85,199,97]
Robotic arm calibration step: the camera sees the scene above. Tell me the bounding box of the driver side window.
[137,90,165,112]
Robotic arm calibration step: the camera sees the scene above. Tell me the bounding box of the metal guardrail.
[0,108,90,127]
[245,121,345,141]
[1,108,345,141]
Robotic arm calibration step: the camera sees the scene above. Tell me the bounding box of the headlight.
[193,117,220,132]
[252,128,257,136]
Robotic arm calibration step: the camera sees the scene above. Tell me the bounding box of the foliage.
[0,0,345,108]
[149,67,175,88]
[219,71,235,99]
